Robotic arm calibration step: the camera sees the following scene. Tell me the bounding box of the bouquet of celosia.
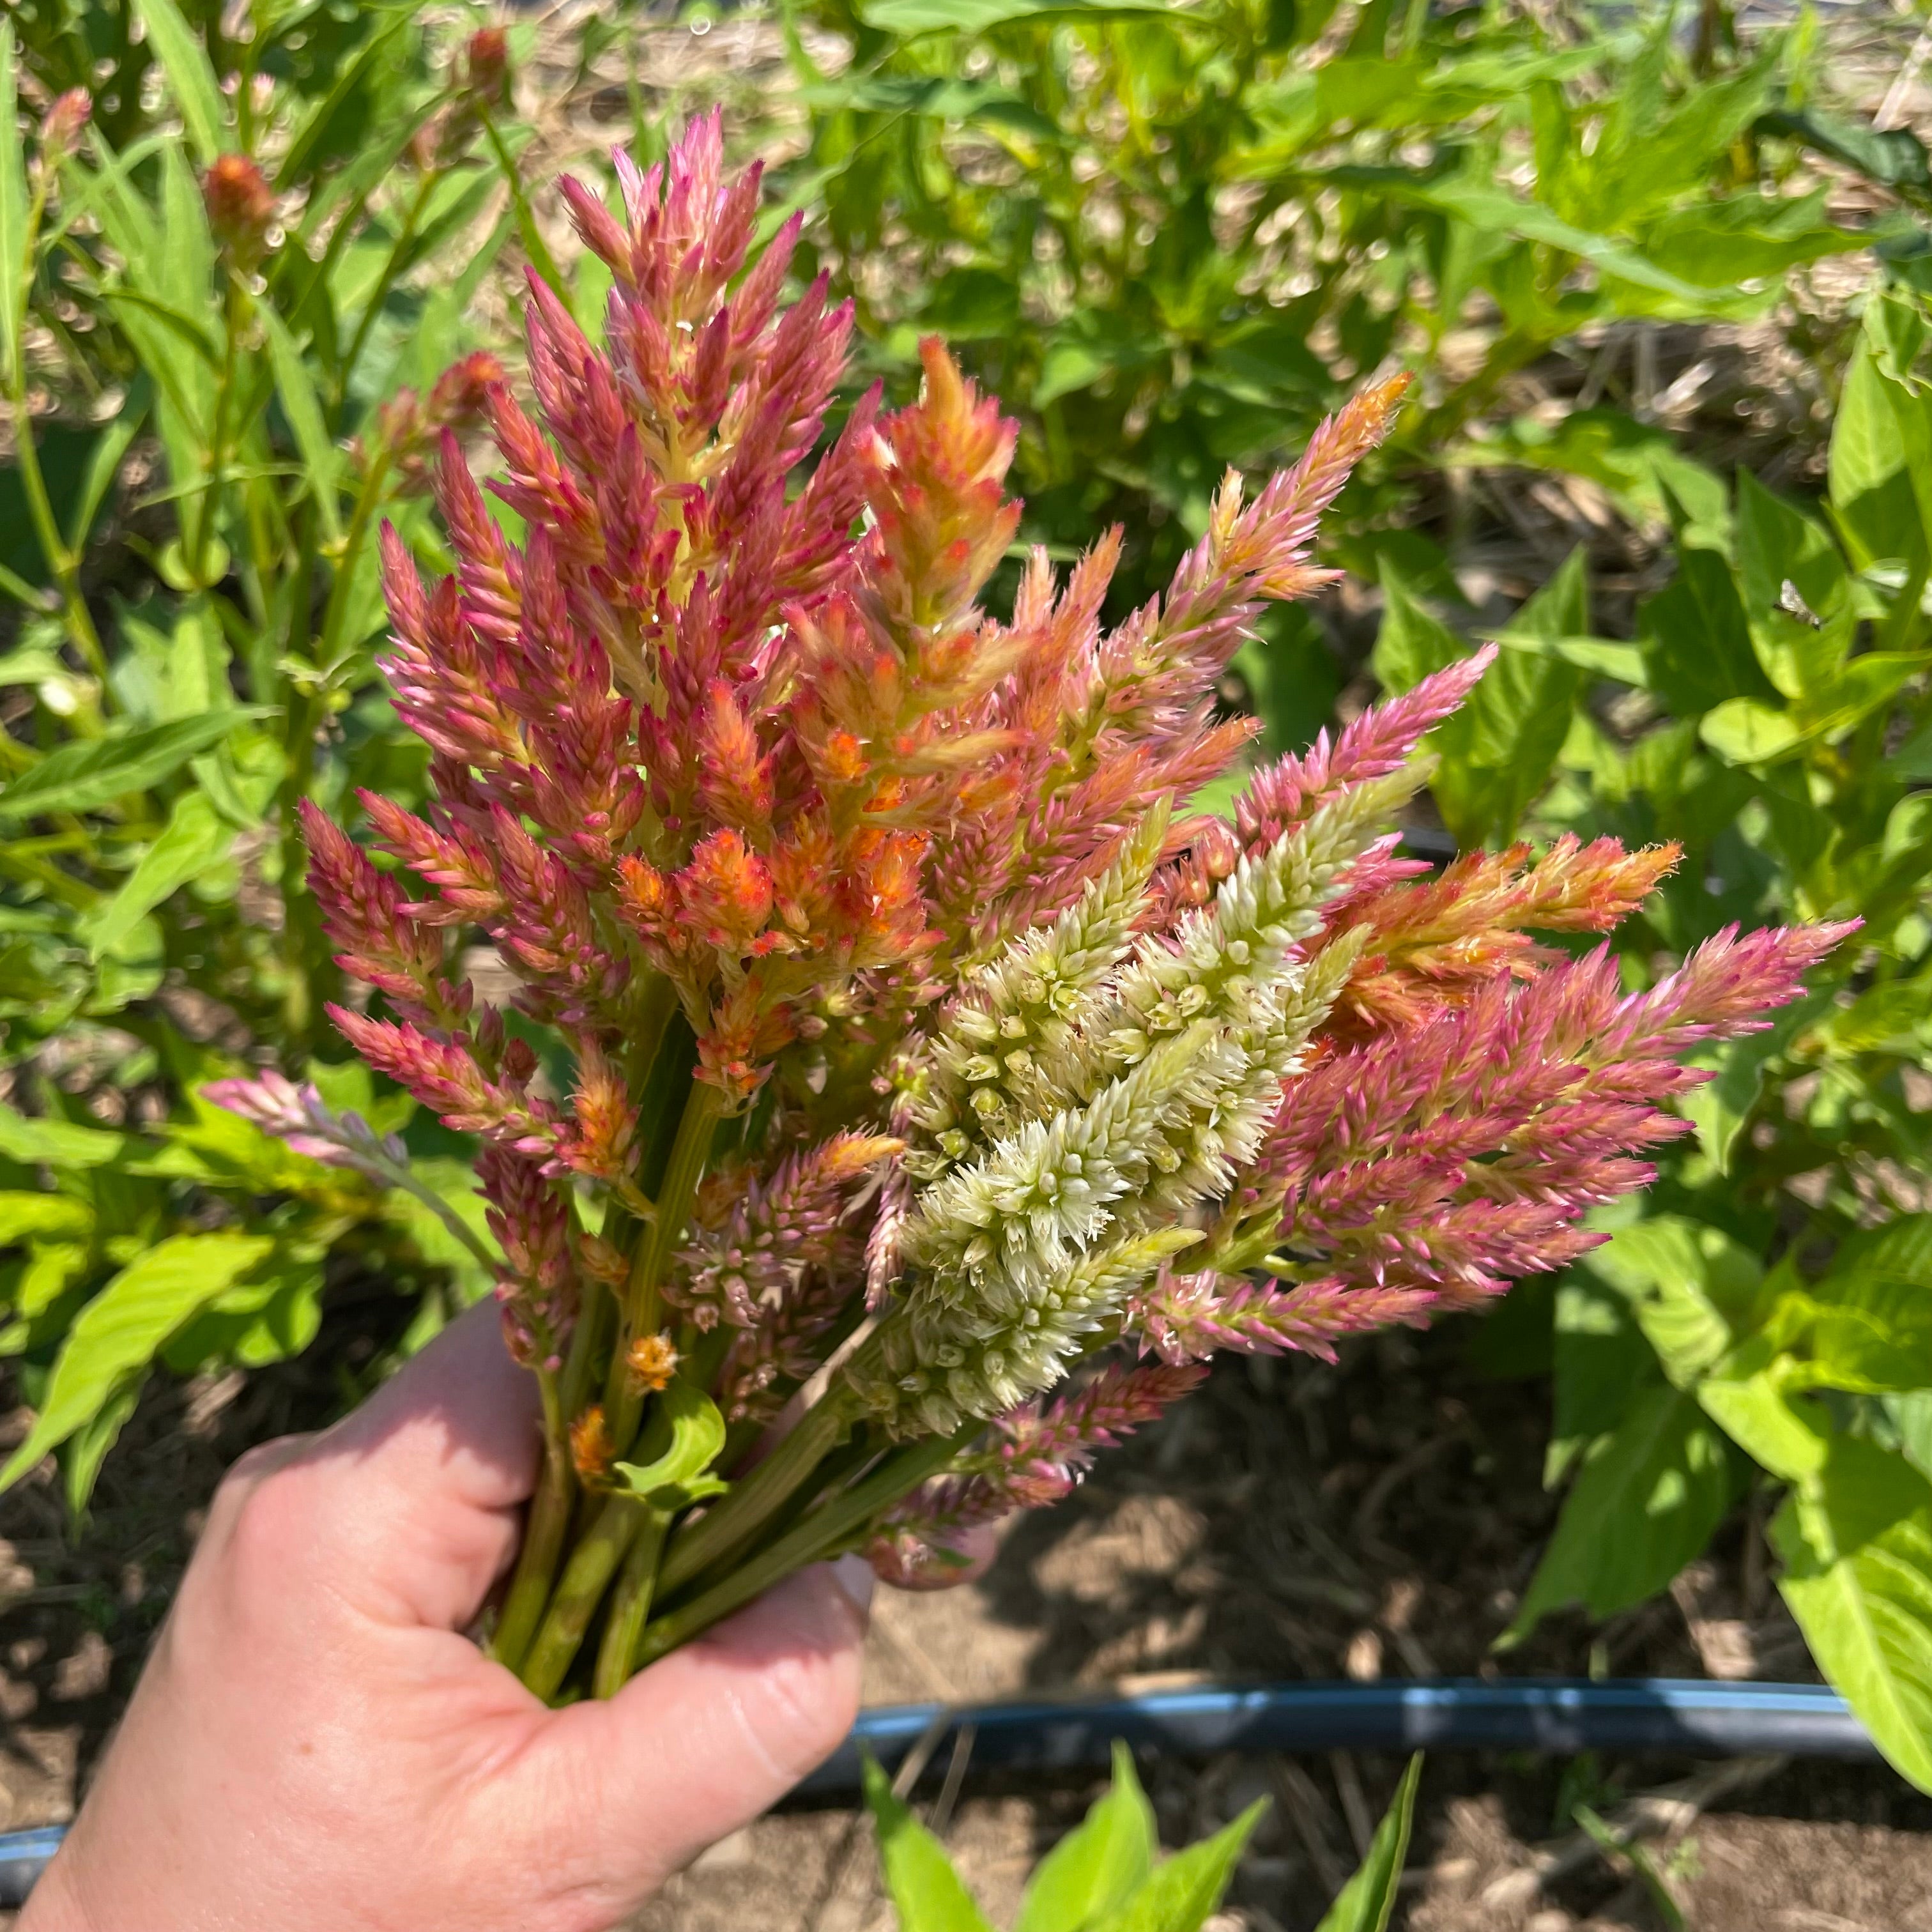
[217,116,1844,1703]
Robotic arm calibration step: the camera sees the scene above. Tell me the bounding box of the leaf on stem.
[1773,1436,1932,1795]
[0,1232,275,1492]
[611,1377,731,1508]
[0,24,27,390]
[0,710,262,820]
[79,789,234,961]
[1013,1741,1157,1932]
[1314,1753,1422,1932]
[862,1753,996,1932]
[132,0,233,166]
[257,299,345,543]
[1502,1382,1736,1644]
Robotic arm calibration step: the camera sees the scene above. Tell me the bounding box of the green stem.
[5,180,106,683]
[281,445,395,1045]
[489,1367,574,1675]
[341,171,438,406]
[635,1428,974,1669]
[518,1494,643,1703]
[593,1503,671,1699]
[604,1079,724,1435]
[316,440,394,670]
[655,1395,849,1599]
[477,111,568,298]
[188,275,244,588]
[277,682,323,1045]
[560,1269,616,1431]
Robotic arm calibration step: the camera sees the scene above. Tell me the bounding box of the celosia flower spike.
[295,116,1847,1687]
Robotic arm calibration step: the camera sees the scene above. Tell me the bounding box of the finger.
[528,1559,872,1893]
[274,1300,546,1629]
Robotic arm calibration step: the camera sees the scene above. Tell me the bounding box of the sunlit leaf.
[1015,1742,1156,1932]
[0,1232,275,1491]
[1314,1754,1422,1932]
[133,0,233,164]
[1774,1438,1932,1794]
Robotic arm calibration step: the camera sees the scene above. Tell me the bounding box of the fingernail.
[831,1552,875,1620]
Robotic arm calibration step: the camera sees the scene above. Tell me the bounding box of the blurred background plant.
[1375,285,1932,1788]
[762,0,1917,759]
[0,0,533,1510]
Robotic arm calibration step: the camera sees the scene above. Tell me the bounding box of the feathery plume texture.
[230,116,1845,1700]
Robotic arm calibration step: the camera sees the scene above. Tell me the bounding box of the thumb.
[527,1559,873,1891]
[279,1299,544,1629]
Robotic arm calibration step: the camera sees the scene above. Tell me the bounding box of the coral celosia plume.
[221,114,1846,1690]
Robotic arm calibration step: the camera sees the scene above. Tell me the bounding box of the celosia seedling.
[221,115,1845,1700]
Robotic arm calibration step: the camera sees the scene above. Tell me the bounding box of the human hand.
[20,1301,872,1932]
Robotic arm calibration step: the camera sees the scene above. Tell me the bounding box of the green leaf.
[1831,311,1932,571]
[862,0,1174,31]
[1680,993,1827,1176]
[79,790,234,962]
[1503,1383,1735,1644]
[1884,1392,1932,1482]
[1698,1351,1832,1485]
[1374,554,1587,847]
[0,25,27,389]
[0,1232,274,1491]
[277,10,418,187]
[163,1251,326,1372]
[1580,1216,1765,1388]
[0,1103,125,1169]
[1394,174,1736,307]
[1806,1216,1932,1395]
[0,1193,96,1243]
[1446,410,1728,539]
[1547,1271,1658,1487]
[257,299,344,544]
[1370,561,1460,698]
[863,1754,995,1932]
[0,710,260,820]
[1640,542,1776,716]
[1015,1742,1157,1932]
[1092,1798,1266,1932]
[1736,470,1848,633]
[1763,106,1932,195]
[66,393,149,557]
[133,0,232,165]
[1314,1754,1421,1932]
[1699,697,1805,766]
[611,1377,731,1508]
[63,1372,144,1516]
[1773,1437,1932,1793]
[0,1243,91,1356]
[379,1155,495,1300]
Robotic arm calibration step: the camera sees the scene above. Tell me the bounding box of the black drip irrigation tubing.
[0,1677,1874,1905]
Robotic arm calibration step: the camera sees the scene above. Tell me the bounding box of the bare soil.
[5,1303,1929,1931]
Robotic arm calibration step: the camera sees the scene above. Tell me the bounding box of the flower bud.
[427,351,505,431]
[203,154,275,268]
[38,90,91,167]
[463,27,511,107]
